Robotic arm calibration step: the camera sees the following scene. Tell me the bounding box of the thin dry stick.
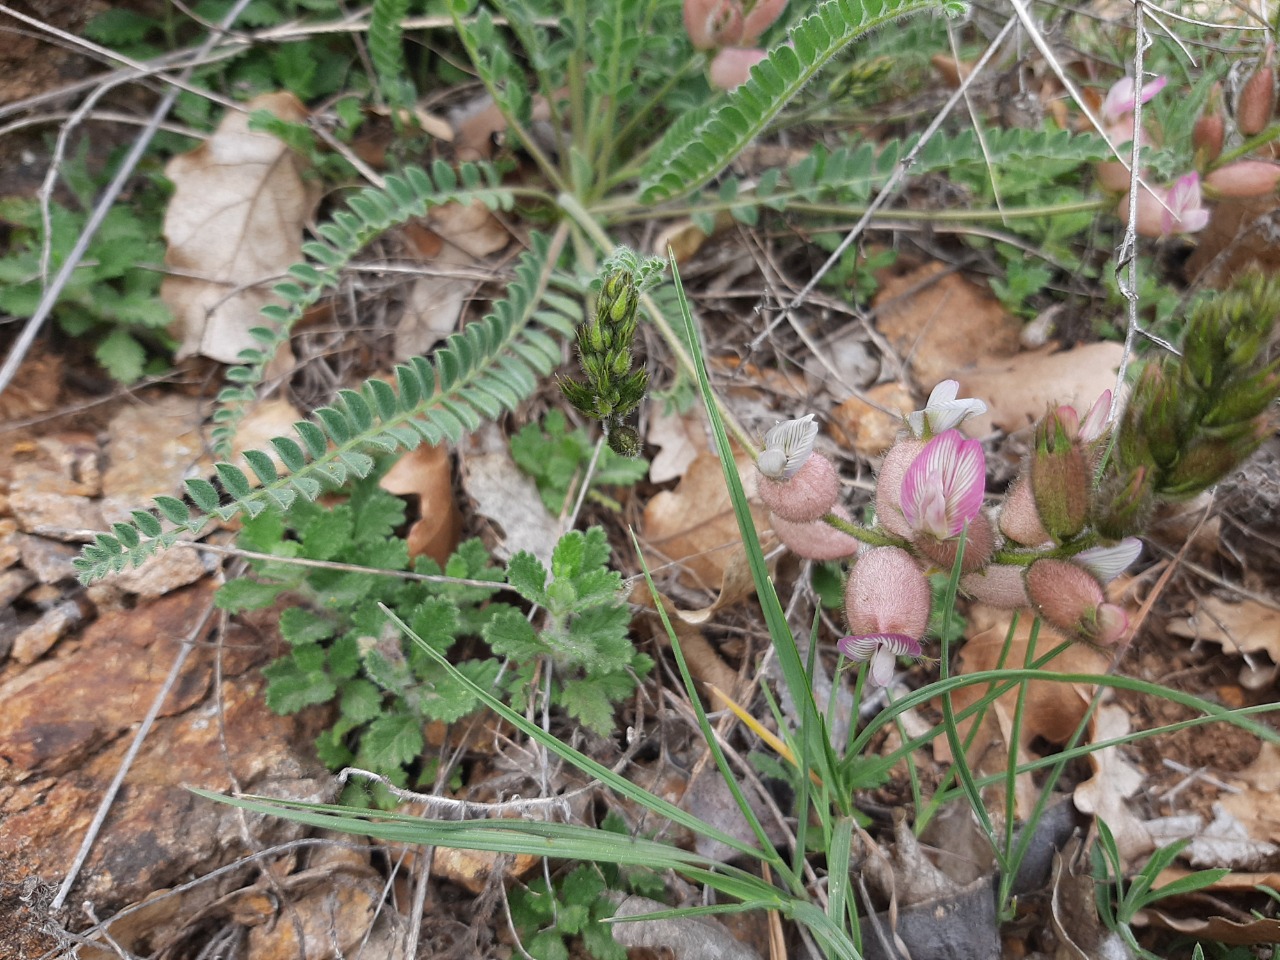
[0,0,257,398]
[50,598,220,912]
[747,12,1021,357]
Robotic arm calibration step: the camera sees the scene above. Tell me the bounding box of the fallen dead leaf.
[379,443,462,567]
[956,341,1125,438]
[646,406,707,485]
[162,91,317,365]
[872,261,1022,392]
[460,426,559,565]
[829,380,914,454]
[640,449,767,593]
[1073,704,1152,863]
[1167,595,1280,663]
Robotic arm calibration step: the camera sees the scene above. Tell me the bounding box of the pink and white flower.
[1101,75,1167,127]
[900,429,986,541]
[1074,538,1142,583]
[839,633,924,687]
[1120,173,1210,237]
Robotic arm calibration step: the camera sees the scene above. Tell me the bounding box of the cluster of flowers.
[1099,51,1280,238]
[756,383,1141,687]
[683,0,787,90]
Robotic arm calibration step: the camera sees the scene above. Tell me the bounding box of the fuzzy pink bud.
[961,563,1030,609]
[758,453,841,523]
[1205,160,1280,198]
[999,474,1052,547]
[709,47,767,90]
[1025,559,1126,644]
[740,0,787,44]
[839,547,932,684]
[874,437,925,539]
[913,511,995,574]
[684,0,743,49]
[770,506,860,561]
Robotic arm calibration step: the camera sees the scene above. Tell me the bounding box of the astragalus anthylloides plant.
[757,273,1280,687]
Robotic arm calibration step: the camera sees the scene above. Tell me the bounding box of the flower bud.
[1091,465,1155,541]
[1030,409,1091,541]
[684,0,743,49]
[1025,559,1107,640]
[709,46,767,90]
[758,452,840,523]
[1161,437,1255,499]
[1193,101,1226,168]
[1205,160,1280,198]
[1236,46,1275,138]
[874,437,925,539]
[843,546,932,642]
[961,562,1030,609]
[998,473,1052,546]
[741,0,787,45]
[770,506,860,561]
[913,511,995,574]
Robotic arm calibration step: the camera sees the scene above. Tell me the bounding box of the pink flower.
[900,430,986,540]
[1101,75,1167,126]
[839,546,932,686]
[709,47,767,89]
[1119,173,1210,238]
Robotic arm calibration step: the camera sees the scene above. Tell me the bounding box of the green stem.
[1211,122,1280,167]
[822,513,908,548]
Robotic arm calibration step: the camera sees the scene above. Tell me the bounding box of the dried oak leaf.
[162,91,317,364]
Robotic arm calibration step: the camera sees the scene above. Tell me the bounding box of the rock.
[99,546,209,599]
[100,395,211,527]
[18,536,79,584]
[11,602,84,664]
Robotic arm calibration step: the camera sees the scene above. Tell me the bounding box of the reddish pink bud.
[1236,46,1275,137]
[758,452,840,523]
[1205,160,1280,198]
[1026,559,1110,642]
[1193,85,1225,166]
[684,0,743,49]
[843,546,932,642]
[913,511,995,574]
[999,474,1052,547]
[708,46,767,90]
[874,437,925,539]
[961,563,1030,609]
[769,506,860,561]
[1118,174,1210,237]
[740,0,787,45]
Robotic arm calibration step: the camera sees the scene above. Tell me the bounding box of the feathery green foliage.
[369,0,415,117]
[638,0,969,204]
[210,160,513,457]
[74,233,572,584]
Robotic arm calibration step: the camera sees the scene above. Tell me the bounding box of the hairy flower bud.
[1236,46,1275,138]
[1205,160,1280,198]
[962,563,1030,609]
[758,453,840,523]
[1091,466,1155,541]
[913,511,995,574]
[709,47,767,90]
[770,506,860,561]
[1193,86,1225,166]
[1025,559,1127,644]
[1030,409,1091,541]
[999,473,1052,547]
[843,546,932,643]
[874,437,925,539]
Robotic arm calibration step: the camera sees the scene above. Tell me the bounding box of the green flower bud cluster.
[559,251,663,457]
[1095,272,1280,537]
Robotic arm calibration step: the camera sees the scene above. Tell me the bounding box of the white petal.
[761,414,818,479]
[869,645,896,687]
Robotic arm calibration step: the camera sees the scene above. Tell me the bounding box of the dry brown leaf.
[380,444,462,567]
[1073,704,1152,863]
[640,449,767,592]
[872,261,1022,391]
[461,430,559,565]
[646,406,708,485]
[1141,905,1280,947]
[162,92,316,365]
[956,341,1124,438]
[1167,595,1280,662]
[829,381,914,454]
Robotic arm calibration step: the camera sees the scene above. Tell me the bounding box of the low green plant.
[0,195,171,383]
[216,473,649,805]
[1092,819,1230,960]
[511,410,650,513]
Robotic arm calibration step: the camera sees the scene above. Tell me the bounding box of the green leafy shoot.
[510,410,649,514]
